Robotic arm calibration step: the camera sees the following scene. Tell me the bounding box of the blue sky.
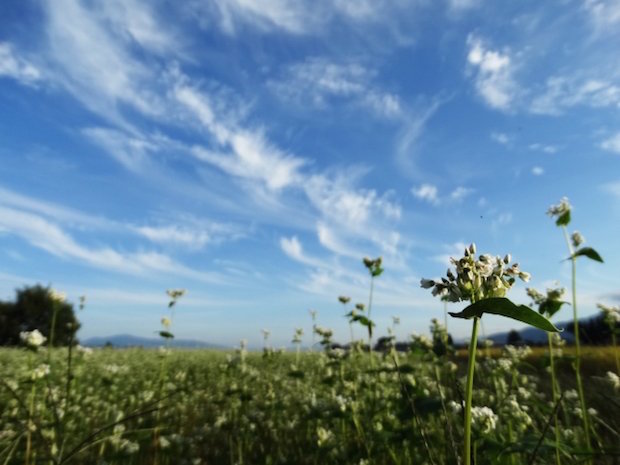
[1,0,620,347]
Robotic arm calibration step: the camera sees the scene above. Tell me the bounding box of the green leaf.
[539,300,569,317]
[571,247,603,263]
[556,210,570,226]
[371,267,384,277]
[449,297,561,332]
[352,315,375,328]
[158,331,174,339]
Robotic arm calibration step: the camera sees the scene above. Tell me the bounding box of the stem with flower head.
[367,276,375,362]
[561,226,591,452]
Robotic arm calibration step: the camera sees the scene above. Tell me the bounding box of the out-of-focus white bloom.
[547,197,571,221]
[49,289,66,303]
[587,408,598,416]
[76,345,93,356]
[316,426,333,447]
[497,358,512,371]
[32,364,50,379]
[606,371,620,391]
[20,329,46,348]
[166,289,186,300]
[161,317,171,328]
[158,436,171,449]
[597,303,620,327]
[471,406,498,434]
[564,389,579,401]
[448,400,462,414]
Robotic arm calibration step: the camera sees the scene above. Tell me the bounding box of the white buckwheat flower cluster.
[20,329,46,349]
[421,243,530,303]
[597,303,620,327]
[471,406,498,434]
[547,197,571,219]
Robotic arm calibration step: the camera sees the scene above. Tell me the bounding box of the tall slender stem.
[49,304,59,350]
[548,333,562,465]
[561,226,591,452]
[464,316,480,465]
[367,276,375,364]
[612,330,619,375]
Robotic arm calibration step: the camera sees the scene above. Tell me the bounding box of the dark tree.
[0,284,80,346]
[506,329,523,346]
[567,314,617,346]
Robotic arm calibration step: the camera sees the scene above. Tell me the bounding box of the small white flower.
[547,197,571,220]
[32,364,50,379]
[20,330,46,349]
[471,406,498,434]
[606,371,620,391]
[448,400,463,414]
[316,426,333,447]
[49,289,66,303]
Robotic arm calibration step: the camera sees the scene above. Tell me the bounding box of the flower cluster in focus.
[420,243,530,303]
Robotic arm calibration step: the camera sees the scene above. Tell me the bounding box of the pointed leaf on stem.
[571,247,603,263]
[449,297,561,332]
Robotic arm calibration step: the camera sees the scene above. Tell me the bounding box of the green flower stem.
[548,333,561,465]
[349,321,354,346]
[562,226,591,453]
[49,303,59,350]
[25,356,36,465]
[464,316,480,465]
[612,330,619,375]
[367,275,375,364]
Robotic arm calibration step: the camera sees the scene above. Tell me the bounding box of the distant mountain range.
[485,319,575,345]
[82,334,224,349]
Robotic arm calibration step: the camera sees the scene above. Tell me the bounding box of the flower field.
[0,340,618,465]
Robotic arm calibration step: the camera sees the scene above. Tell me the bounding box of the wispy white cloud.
[304,173,401,228]
[490,132,510,145]
[532,166,545,176]
[98,0,181,55]
[600,132,620,154]
[173,77,307,191]
[0,185,112,230]
[0,42,41,86]
[412,184,439,204]
[450,186,473,201]
[447,0,482,14]
[411,184,473,205]
[529,143,558,154]
[82,127,160,171]
[316,222,364,259]
[133,225,211,249]
[584,0,620,32]
[466,34,518,111]
[42,0,166,125]
[196,0,413,36]
[530,76,620,115]
[603,180,620,197]
[395,96,447,176]
[269,57,402,118]
[0,205,225,284]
